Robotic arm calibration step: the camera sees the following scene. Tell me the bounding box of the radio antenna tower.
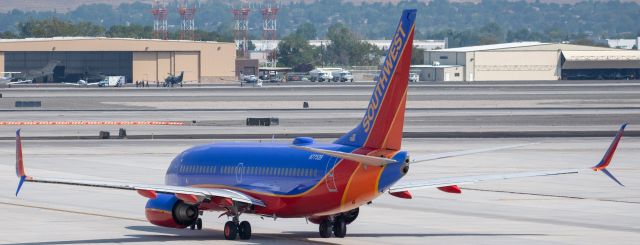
[178,0,197,40]
[151,0,168,40]
[261,0,279,67]
[232,1,251,59]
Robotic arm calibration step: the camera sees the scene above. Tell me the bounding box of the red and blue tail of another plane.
[335,9,417,151]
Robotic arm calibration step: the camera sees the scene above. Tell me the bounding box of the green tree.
[478,22,504,45]
[411,47,424,65]
[295,22,317,40]
[18,18,104,38]
[326,23,379,66]
[0,31,18,39]
[571,38,609,48]
[106,24,152,38]
[277,32,318,69]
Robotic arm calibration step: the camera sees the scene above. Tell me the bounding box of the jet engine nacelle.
[308,208,359,225]
[145,193,198,228]
[342,208,359,224]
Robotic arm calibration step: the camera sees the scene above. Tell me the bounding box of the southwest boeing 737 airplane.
[14,9,626,240]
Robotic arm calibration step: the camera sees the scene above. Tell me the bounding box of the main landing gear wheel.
[196,218,203,230]
[333,216,347,238]
[239,221,252,240]
[224,221,237,240]
[319,219,332,238]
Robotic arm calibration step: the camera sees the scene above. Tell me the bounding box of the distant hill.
[1,0,152,13]
[1,0,639,42]
[3,0,639,13]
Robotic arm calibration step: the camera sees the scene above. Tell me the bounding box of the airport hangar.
[0,37,236,83]
[417,42,640,81]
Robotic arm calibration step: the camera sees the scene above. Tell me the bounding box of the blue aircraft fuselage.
[164,138,409,217]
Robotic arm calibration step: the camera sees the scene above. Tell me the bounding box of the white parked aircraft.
[0,72,31,85]
[63,79,100,86]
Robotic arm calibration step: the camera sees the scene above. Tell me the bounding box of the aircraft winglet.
[591,123,627,186]
[15,129,28,196]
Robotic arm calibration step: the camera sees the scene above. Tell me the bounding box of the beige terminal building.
[0,37,236,83]
[419,42,640,81]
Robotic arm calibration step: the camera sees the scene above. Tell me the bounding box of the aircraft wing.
[14,130,265,207]
[410,143,538,164]
[389,123,627,195]
[7,80,31,85]
[389,169,581,193]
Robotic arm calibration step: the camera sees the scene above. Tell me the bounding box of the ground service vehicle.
[334,71,354,82]
[309,69,333,82]
[98,76,125,87]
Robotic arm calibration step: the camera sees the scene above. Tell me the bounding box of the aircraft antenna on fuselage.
[334,9,417,151]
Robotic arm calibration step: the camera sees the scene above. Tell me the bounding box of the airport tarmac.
[0,138,638,245]
[0,80,638,244]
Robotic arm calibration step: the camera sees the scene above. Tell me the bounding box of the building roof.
[0,36,223,44]
[433,42,545,52]
[562,50,640,61]
[501,43,618,51]
[562,50,640,69]
[258,67,292,71]
[0,37,233,52]
[250,39,446,51]
[431,42,628,53]
[411,65,463,68]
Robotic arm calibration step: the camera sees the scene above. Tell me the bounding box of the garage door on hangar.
[561,50,640,79]
[133,51,198,82]
[174,52,199,82]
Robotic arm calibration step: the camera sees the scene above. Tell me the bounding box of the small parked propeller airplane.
[14,9,626,240]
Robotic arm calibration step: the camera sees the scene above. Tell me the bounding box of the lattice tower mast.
[232,1,251,58]
[261,0,279,67]
[178,0,197,40]
[151,0,169,40]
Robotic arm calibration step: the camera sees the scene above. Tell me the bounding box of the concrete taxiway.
[0,138,638,245]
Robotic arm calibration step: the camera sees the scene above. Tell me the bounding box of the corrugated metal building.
[411,65,464,82]
[0,37,236,83]
[423,42,640,81]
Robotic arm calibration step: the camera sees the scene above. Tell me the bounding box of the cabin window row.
[178,165,319,177]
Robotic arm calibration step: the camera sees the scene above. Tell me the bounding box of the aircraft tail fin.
[44,60,60,73]
[334,9,416,150]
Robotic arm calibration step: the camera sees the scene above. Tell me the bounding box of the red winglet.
[16,129,26,177]
[15,129,29,196]
[590,123,627,187]
[592,123,626,171]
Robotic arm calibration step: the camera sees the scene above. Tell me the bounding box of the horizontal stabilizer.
[290,145,397,166]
